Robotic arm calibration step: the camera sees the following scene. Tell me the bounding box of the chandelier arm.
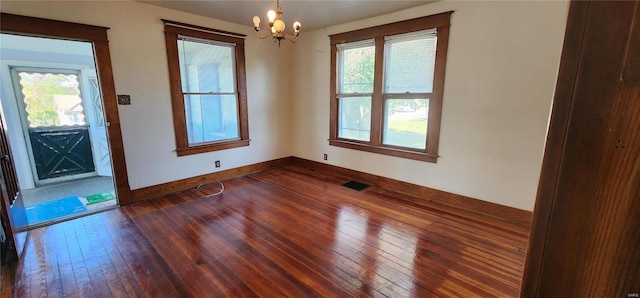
[283,33,298,43]
[255,31,274,39]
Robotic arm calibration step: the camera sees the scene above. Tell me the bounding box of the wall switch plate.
[117,94,131,105]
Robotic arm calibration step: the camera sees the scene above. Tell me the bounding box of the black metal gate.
[29,126,95,180]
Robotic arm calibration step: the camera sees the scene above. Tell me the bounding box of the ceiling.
[140,1,435,31]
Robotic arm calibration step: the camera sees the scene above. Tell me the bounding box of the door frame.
[521,2,589,293]
[0,112,19,263]
[0,14,132,203]
[0,13,131,205]
[84,71,114,177]
[522,0,639,295]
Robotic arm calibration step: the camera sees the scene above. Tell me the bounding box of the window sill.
[176,139,250,156]
[329,139,438,163]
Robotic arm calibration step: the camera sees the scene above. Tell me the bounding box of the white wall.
[0,0,293,189]
[1,0,569,211]
[290,0,569,211]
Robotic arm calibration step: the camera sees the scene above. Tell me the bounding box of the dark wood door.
[523,0,640,296]
[0,113,19,263]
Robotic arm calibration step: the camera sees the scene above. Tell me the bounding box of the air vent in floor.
[341,181,370,191]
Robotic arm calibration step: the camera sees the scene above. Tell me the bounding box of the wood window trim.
[163,20,250,156]
[329,12,452,163]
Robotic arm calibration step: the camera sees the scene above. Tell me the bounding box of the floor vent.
[342,181,370,191]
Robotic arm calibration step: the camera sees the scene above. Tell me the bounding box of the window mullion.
[370,36,385,146]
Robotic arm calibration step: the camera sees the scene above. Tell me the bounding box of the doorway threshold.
[13,204,119,232]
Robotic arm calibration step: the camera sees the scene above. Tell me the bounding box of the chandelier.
[252,0,301,46]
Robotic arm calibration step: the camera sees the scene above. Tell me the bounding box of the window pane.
[178,39,236,93]
[17,72,86,127]
[339,43,375,94]
[338,96,371,141]
[385,35,436,93]
[185,94,239,145]
[383,98,429,149]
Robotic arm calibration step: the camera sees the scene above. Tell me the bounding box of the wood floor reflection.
[1,165,529,297]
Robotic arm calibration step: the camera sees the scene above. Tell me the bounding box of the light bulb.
[273,19,285,33]
[252,16,260,28]
[267,10,276,23]
[293,21,301,32]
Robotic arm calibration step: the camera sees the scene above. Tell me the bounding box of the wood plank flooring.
[1,165,529,297]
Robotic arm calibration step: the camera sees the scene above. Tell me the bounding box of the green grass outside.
[387,119,427,134]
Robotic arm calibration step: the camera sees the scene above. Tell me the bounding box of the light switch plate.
[117,94,131,105]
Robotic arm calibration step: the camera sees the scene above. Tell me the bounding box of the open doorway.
[1,34,116,229]
[0,13,131,262]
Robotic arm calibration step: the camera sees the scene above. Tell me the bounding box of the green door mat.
[85,192,115,205]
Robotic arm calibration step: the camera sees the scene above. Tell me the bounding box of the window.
[164,20,249,156]
[329,12,452,162]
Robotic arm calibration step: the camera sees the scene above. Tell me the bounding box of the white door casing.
[82,69,112,177]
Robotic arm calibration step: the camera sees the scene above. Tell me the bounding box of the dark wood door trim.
[0,13,132,204]
[522,0,640,295]
[0,166,18,263]
[520,1,590,295]
[0,113,18,262]
[0,13,109,42]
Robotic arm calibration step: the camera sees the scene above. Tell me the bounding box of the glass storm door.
[10,68,96,183]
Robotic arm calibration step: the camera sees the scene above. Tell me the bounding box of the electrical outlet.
[215,160,221,168]
[323,154,328,161]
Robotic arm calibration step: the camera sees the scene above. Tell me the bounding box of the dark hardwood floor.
[1,165,529,297]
